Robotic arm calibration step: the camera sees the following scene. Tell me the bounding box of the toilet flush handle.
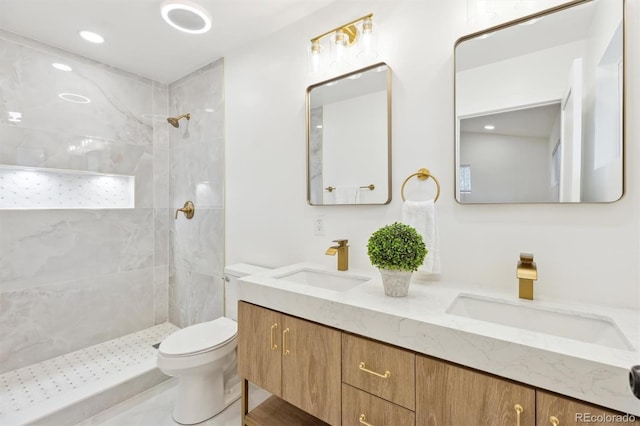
[175,201,195,219]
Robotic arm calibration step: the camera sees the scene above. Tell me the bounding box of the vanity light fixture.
[308,13,378,77]
[161,0,212,34]
[79,30,104,44]
[484,125,495,130]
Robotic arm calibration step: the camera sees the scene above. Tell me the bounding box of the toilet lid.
[159,317,237,357]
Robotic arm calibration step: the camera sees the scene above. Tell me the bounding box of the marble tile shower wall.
[168,61,225,328]
[0,31,170,373]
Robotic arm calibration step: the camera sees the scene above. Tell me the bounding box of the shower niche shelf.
[0,164,135,209]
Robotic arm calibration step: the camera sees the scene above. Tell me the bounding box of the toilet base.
[172,368,238,425]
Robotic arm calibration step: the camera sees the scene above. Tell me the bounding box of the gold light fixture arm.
[310,13,373,45]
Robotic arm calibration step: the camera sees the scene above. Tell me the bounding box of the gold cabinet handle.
[270,323,278,351]
[550,416,560,426]
[359,362,391,379]
[359,414,374,426]
[282,328,290,355]
[514,404,523,426]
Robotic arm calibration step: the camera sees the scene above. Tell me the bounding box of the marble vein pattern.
[0,267,155,373]
[169,268,224,328]
[167,60,225,328]
[0,209,154,291]
[0,36,156,204]
[309,106,323,203]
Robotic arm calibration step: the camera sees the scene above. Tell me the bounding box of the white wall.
[456,40,585,117]
[581,0,624,201]
[226,0,640,309]
[323,90,387,204]
[460,132,551,203]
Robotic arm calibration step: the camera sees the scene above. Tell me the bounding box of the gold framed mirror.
[306,62,392,205]
[455,0,624,203]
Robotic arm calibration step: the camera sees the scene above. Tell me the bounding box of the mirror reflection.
[455,0,623,203]
[307,63,391,205]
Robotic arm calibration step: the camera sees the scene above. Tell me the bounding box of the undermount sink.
[446,294,634,351]
[274,268,371,292]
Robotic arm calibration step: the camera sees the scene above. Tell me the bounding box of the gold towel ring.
[401,168,440,202]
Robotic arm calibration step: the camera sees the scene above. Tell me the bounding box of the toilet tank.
[223,263,271,321]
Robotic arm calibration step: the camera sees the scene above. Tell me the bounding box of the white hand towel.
[401,199,440,274]
[334,186,359,204]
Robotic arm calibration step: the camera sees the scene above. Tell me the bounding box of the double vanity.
[237,263,639,425]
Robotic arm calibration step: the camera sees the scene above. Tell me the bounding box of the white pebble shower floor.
[0,323,179,425]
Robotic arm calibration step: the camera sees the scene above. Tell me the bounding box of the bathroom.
[0,0,639,424]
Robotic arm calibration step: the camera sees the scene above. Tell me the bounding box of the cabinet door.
[282,314,342,425]
[237,301,282,397]
[342,383,415,426]
[536,390,639,426]
[416,355,535,426]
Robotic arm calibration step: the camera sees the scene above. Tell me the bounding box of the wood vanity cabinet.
[238,301,341,426]
[536,389,640,426]
[416,354,536,426]
[239,302,638,426]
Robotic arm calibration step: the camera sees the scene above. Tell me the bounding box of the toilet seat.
[159,317,237,357]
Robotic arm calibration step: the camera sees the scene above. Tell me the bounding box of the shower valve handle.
[175,201,195,220]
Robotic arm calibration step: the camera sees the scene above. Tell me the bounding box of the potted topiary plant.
[367,222,428,297]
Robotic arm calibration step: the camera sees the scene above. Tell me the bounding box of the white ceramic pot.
[379,268,413,297]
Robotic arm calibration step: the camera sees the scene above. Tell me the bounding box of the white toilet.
[157,263,270,425]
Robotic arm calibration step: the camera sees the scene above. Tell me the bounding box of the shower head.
[167,113,191,128]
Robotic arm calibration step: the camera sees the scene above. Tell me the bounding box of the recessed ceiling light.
[161,0,212,34]
[79,30,105,44]
[52,62,73,71]
[58,93,91,104]
[484,125,495,130]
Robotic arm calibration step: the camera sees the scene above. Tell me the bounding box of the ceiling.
[0,0,337,84]
[460,103,561,139]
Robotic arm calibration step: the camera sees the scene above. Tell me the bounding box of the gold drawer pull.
[359,362,391,379]
[359,414,374,426]
[282,328,290,355]
[550,416,559,426]
[270,323,278,351]
[514,404,523,426]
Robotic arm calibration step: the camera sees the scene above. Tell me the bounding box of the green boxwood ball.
[367,222,428,272]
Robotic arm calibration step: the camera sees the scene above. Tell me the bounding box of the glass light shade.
[308,41,324,77]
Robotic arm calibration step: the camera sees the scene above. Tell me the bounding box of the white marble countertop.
[238,262,640,416]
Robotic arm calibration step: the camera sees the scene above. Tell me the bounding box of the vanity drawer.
[342,383,415,426]
[342,333,415,410]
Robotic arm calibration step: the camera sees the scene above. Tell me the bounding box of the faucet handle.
[519,253,534,264]
[332,239,348,247]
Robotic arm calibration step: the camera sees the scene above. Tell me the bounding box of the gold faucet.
[517,253,537,300]
[326,239,349,271]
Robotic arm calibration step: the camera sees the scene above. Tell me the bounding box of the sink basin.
[274,268,371,292]
[446,294,633,351]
